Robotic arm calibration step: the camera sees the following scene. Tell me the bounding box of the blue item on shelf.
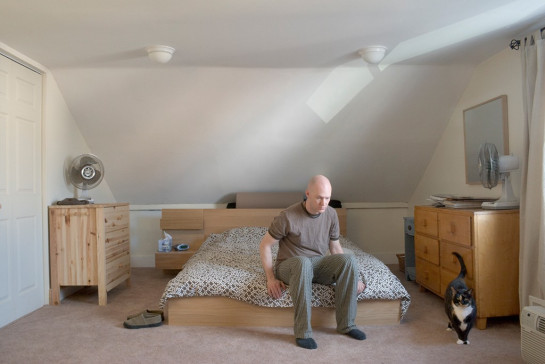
[175,244,189,251]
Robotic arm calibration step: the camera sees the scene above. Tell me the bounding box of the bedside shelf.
[155,251,194,270]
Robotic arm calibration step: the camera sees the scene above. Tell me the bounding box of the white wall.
[409,47,524,212]
[346,205,409,264]
[43,75,115,205]
[130,209,162,267]
[54,63,472,205]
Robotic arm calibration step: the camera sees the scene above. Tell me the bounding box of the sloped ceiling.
[1,0,544,204]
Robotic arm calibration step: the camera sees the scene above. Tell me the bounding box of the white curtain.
[520,28,545,308]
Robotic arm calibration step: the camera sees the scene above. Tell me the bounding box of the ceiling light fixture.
[358,46,387,64]
[146,45,175,64]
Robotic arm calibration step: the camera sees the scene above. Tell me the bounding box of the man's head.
[305,175,332,215]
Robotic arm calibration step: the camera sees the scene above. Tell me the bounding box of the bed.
[158,207,411,327]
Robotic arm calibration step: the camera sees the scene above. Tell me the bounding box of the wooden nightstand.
[155,251,194,270]
[414,205,519,329]
[155,209,205,270]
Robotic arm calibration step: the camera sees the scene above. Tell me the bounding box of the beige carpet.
[0,266,522,363]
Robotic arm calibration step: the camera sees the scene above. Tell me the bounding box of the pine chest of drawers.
[414,205,519,329]
[49,203,130,305]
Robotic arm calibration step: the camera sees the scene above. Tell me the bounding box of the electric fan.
[67,154,104,203]
[478,143,519,209]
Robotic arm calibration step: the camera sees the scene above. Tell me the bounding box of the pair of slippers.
[123,309,164,329]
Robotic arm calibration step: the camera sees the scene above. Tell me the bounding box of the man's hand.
[267,278,286,299]
[357,280,365,294]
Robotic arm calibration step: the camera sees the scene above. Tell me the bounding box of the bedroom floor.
[0,266,522,363]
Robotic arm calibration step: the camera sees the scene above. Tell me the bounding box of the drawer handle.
[423,247,428,254]
[450,223,456,234]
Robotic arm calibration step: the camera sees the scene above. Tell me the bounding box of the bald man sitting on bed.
[259,175,366,350]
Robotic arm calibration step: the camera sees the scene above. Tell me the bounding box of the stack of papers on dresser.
[429,194,497,208]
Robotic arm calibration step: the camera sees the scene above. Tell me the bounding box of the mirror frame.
[463,95,509,185]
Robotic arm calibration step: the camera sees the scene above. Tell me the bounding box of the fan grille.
[478,143,499,189]
[69,154,104,190]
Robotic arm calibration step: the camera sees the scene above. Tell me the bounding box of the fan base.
[76,196,94,204]
[481,200,519,210]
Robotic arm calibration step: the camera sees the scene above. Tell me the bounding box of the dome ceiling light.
[358,46,387,64]
[146,45,175,64]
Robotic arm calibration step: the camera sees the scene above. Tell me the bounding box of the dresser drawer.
[415,234,439,265]
[438,213,471,246]
[105,227,130,261]
[440,242,473,280]
[441,267,474,298]
[104,205,129,233]
[106,253,130,288]
[416,257,441,294]
[414,209,438,236]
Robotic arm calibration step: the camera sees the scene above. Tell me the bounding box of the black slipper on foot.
[346,328,366,340]
[296,338,317,349]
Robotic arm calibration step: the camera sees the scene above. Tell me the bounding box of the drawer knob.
[450,223,456,234]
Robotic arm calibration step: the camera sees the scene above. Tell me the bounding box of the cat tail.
[453,252,467,279]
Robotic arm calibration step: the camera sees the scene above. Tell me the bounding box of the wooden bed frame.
[160,208,402,327]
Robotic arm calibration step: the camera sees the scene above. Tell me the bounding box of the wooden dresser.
[49,203,130,305]
[414,205,519,329]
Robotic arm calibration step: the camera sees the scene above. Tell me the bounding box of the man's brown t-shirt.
[268,202,340,268]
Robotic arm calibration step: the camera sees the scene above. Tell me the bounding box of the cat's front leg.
[457,329,471,345]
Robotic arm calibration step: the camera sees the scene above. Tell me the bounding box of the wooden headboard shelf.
[160,209,204,230]
[160,208,346,237]
[156,208,347,270]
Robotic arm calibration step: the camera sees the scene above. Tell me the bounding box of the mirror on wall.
[463,95,508,184]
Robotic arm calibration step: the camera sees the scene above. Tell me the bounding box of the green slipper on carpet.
[123,312,163,329]
[126,309,164,321]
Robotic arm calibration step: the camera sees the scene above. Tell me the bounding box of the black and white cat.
[445,252,476,345]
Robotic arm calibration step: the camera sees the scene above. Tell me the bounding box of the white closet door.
[0,54,43,328]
